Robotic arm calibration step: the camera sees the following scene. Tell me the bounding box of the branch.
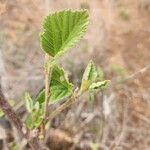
[48,91,83,122]
[49,65,150,121]
[111,64,150,86]
[0,85,42,150]
[119,64,150,83]
[49,97,74,121]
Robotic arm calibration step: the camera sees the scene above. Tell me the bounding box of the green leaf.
[25,115,34,129]
[35,90,45,105]
[36,65,73,104]
[25,105,44,129]
[40,9,89,57]
[97,67,104,80]
[25,93,33,113]
[80,61,98,92]
[34,117,43,128]
[0,109,4,117]
[89,80,110,90]
[82,61,98,81]
[34,109,44,128]
[50,65,73,103]
[34,101,40,111]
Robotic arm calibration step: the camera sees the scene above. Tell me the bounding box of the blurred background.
[0,0,150,149]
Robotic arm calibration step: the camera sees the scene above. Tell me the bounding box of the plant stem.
[44,55,52,123]
[48,91,83,122]
[49,97,74,121]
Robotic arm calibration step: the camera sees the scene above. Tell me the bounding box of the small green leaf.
[24,93,33,113]
[36,65,73,104]
[40,9,89,57]
[34,110,44,128]
[97,67,104,80]
[35,90,45,105]
[82,61,98,81]
[34,101,40,111]
[25,115,34,129]
[89,80,110,90]
[34,117,43,128]
[50,65,73,103]
[25,105,44,129]
[80,61,98,92]
[90,143,99,150]
[0,109,4,117]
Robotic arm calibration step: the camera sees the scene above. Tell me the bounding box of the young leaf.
[50,65,73,103]
[0,109,4,117]
[25,105,44,129]
[34,101,40,111]
[40,9,89,57]
[25,93,33,113]
[89,80,110,90]
[80,61,98,92]
[35,90,45,105]
[25,115,34,129]
[36,65,73,104]
[82,61,98,81]
[97,67,104,80]
[34,117,43,128]
[34,109,44,128]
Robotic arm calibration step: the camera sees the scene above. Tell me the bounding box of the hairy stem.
[44,55,52,121]
[41,55,53,138]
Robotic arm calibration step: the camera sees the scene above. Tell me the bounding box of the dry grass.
[0,0,150,149]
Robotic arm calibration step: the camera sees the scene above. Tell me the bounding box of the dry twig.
[0,85,43,150]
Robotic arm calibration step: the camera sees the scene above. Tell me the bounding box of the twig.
[116,64,150,84]
[39,55,53,138]
[49,96,75,122]
[0,85,42,150]
[132,111,150,125]
[48,92,82,122]
[127,127,150,134]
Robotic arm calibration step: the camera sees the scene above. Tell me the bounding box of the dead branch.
[119,64,150,83]
[0,85,43,150]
